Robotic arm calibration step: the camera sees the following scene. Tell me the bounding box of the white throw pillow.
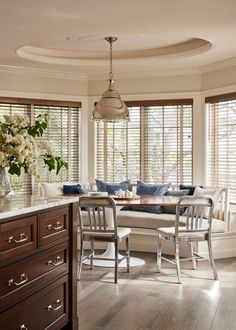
[40,182,63,196]
[193,186,222,218]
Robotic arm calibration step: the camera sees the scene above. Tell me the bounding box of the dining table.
[83,194,180,268]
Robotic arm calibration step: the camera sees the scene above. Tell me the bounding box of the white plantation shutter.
[0,102,32,194]
[206,93,236,202]
[0,98,81,195]
[70,107,81,181]
[96,107,141,182]
[182,106,193,183]
[96,100,193,185]
[34,104,81,193]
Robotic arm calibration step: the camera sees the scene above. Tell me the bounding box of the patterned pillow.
[162,190,189,214]
[125,181,170,214]
[95,179,132,194]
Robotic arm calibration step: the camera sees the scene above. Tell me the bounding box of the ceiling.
[1,0,236,78]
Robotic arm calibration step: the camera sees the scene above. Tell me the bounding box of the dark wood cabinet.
[0,215,37,263]
[0,275,69,330]
[0,202,78,330]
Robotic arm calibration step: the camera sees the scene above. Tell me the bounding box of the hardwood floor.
[77,251,236,330]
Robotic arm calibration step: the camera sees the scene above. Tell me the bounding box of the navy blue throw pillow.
[180,185,203,195]
[63,184,86,195]
[95,179,132,194]
[125,181,170,214]
[162,190,189,214]
[136,181,170,195]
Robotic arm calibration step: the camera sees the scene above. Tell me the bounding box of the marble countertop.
[0,195,80,220]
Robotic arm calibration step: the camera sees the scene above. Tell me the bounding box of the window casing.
[0,98,81,195]
[206,92,236,202]
[96,100,193,185]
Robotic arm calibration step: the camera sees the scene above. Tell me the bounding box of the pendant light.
[92,37,129,122]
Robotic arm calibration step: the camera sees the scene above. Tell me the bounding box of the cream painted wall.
[202,65,236,91]
[88,73,202,96]
[0,70,88,96]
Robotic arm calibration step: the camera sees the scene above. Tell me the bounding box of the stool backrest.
[78,196,117,235]
[176,196,214,237]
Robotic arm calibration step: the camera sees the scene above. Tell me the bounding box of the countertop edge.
[0,196,80,220]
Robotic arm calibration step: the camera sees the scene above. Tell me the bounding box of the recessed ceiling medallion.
[16,34,213,66]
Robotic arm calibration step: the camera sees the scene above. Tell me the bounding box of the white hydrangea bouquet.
[0,113,68,177]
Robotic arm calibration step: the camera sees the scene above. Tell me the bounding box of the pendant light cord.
[105,37,117,82]
[109,39,113,81]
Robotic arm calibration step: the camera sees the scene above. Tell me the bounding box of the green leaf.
[27,113,49,137]
[42,154,68,175]
[9,163,21,176]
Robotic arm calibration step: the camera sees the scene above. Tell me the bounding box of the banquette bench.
[40,183,230,256]
[117,186,230,255]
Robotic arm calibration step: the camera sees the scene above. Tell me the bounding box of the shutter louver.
[144,105,192,184]
[207,96,236,202]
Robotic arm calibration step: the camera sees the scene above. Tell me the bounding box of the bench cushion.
[117,210,225,233]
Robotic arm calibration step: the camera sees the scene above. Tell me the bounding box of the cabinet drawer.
[39,207,69,247]
[0,275,68,330]
[0,216,37,263]
[0,242,68,312]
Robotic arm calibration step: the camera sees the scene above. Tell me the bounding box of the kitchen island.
[0,195,79,330]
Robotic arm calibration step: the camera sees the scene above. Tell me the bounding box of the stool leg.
[157,234,162,273]
[90,240,94,270]
[175,240,181,284]
[114,239,118,284]
[126,236,130,273]
[190,242,197,270]
[207,238,218,280]
[78,238,84,281]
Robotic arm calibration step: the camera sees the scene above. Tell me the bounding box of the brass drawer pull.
[47,299,63,311]
[47,222,63,230]
[8,233,28,243]
[20,324,28,330]
[8,273,28,287]
[47,256,63,266]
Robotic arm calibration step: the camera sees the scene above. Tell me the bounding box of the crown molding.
[0,65,88,81]
[199,57,236,73]
[202,84,236,97]
[0,89,88,103]
[89,90,201,101]
[0,57,235,83]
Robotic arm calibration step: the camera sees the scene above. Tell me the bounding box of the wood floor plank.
[78,252,236,330]
[210,289,236,330]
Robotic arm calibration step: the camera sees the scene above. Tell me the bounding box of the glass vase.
[0,167,11,197]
